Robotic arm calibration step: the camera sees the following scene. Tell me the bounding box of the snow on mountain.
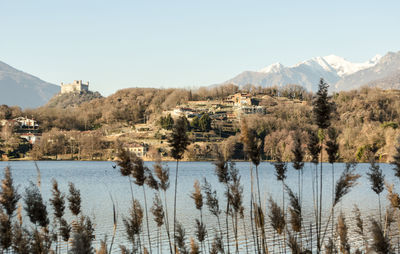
[223,52,393,92]
[294,56,335,73]
[259,63,285,73]
[323,54,381,77]
[334,51,400,91]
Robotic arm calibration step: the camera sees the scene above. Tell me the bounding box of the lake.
[0,161,397,253]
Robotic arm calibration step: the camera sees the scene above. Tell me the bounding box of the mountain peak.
[0,60,60,108]
[259,62,284,73]
[224,51,399,92]
[295,56,333,72]
[322,54,381,77]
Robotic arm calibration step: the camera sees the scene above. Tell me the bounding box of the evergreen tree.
[199,114,212,132]
[190,116,200,130]
[311,78,334,253]
[160,114,174,130]
[313,78,333,130]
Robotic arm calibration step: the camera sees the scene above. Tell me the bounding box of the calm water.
[0,161,397,253]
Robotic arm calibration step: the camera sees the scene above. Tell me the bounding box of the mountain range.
[0,61,59,108]
[224,51,400,92]
[1,50,400,109]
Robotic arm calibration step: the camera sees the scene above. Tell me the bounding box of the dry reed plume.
[337,212,350,254]
[268,197,285,235]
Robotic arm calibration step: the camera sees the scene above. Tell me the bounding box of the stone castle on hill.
[61,80,89,94]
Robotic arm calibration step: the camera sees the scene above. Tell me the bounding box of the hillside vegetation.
[0,84,399,162]
[45,90,103,108]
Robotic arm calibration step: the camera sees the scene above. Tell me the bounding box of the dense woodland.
[0,83,399,163]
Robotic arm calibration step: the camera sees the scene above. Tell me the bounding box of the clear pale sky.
[1,0,399,96]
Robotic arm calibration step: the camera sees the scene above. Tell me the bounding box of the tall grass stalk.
[325,127,339,242]
[49,179,65,254]
[292,131,305,205]
[240,120,266,253]
[202,178,225,254]
[154,158,173,254]
[168,116,190,253]
[108,194,118,254]
[151,193,164,254]
[213,150,232,253]
[241,214,250,254]
[117,149,152,253]
[367,156,385,224]
[312,78,334,253]
[274,152,287,254]
[307,129,321,249]
[320,163,360,245]
[227,163,244,254]
[190,179,206,253]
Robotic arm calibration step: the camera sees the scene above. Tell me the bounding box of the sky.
[1,0,400,96]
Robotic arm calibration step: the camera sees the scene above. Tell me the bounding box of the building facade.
[61,80,89,94]
[225,93,254,106]
[124,143,148,157]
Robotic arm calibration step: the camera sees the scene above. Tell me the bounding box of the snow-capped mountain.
[259,63,285,73]
[223,52,400,92]
[334,51,400,91]
[323,54,381,77]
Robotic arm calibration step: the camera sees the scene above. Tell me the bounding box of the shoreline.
[0,158,393,164]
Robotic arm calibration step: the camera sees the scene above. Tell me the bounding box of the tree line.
[0,83,399,162]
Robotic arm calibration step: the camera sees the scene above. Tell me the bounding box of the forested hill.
[0,84,399,162]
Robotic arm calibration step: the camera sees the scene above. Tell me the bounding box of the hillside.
[1,85,399,162]
[0,61,59,108]
[364,72,400,89]
[45,90,103,108]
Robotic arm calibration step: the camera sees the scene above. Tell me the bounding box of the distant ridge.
[223,51,400,92]
[0,61,59,108]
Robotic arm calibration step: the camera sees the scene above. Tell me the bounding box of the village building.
[20,133,42,144]
[13,117,39,129]
[239,105,267,115]
[135,123,153,133]
[172,107,198,118]
[61,80,89,94]
[1,117,39,131]
[124,143,148,157]
[225,93,254,106]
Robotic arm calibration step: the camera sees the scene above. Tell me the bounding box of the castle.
[60,80,89,94]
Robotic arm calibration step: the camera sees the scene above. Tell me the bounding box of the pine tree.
[313,78,333,130]
[311,78,334,253]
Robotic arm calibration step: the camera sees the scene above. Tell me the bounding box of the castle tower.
[61,80,89,94]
